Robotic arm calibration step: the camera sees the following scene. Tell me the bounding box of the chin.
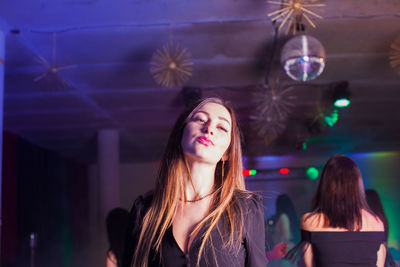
[185,151,220,165]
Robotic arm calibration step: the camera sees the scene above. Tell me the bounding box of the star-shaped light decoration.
[389,36,400,75]
[250,85,297,144]
[34,32,76,91]
[267,0,325,34]
[150,41,193,88]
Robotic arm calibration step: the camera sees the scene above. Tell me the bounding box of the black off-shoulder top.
[286,230,397,267]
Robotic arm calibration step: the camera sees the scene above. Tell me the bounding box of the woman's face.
[181,102,232,165]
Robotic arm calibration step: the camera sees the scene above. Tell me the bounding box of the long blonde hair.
[131,97,248,266]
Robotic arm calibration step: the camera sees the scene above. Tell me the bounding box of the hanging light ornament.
[267,0,325,34]
[281,34,326,81]
[250,85,296,144]
[150,41,193,88]
[34,32,77,91]
[389,36,400,75]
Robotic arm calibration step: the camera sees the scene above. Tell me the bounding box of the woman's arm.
[245,194,268,267]
[266,242,288,260]
[302,243,314,267]
[301,213,314,267]
[376,243,386,267]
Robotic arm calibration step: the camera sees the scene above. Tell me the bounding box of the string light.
[243,170,257,176]
[279,168,290,174]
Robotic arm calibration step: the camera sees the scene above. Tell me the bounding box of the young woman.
[122,97,267,267]
[286,154,387,267]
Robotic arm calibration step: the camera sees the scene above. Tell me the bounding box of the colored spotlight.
[332,81,351,108]
[334,98,351,108]
[306,167,319,180]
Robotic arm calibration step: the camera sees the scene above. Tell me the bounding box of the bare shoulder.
[361,209,384,231]
[301,212,323,231]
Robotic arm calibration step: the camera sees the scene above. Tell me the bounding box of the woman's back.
[286,155,390,267]
[302,209,384,231]
[299,210,386,267]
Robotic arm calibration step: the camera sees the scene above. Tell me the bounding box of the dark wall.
[1,131,88,267]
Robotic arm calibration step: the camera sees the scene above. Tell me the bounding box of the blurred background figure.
[365,189,399,266]
[106,208,129,267]
[266,194,300,267]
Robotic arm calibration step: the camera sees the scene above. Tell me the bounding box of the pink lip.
[197,136,214,146]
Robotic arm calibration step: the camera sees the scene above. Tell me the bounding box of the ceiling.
[1,0,400,163]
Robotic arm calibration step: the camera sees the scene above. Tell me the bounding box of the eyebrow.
[196,110,231,126]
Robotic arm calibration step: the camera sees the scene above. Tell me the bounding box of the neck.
[184,160,216,201]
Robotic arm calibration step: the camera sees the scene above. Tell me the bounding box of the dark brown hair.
[365,189,389,239]
[310,154,369,230]
[276,194,300,242]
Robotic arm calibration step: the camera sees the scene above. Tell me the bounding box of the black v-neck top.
[122,190,267,267]
[286,230,387,267]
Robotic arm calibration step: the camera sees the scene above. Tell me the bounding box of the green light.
[306,167,319,180]
[334,98,351,108]
[249,170,257,175]
[324,110,338,127]
[302,142,307,151]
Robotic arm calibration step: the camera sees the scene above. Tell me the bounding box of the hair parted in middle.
[310,154,370,230]
[131,97,250,267]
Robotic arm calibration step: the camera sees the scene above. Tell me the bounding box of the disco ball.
[281,35,326,82]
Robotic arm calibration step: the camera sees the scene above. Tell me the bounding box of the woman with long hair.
[286,154,388,267]
[272,194,300,246]
[268,194,299,267]
[122,97,266,267]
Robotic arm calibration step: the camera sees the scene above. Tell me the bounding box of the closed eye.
[218,126,229,132]
[193,117,206,123]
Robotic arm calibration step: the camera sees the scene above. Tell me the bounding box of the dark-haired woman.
[286,154,387,267]
[269,194,299,267]
[122,98,267,267]
[106,208,130,267]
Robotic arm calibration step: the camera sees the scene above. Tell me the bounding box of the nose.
[202,123,214,136]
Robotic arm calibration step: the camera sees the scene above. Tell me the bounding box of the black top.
[122,190,267,267]
[286,230,387,267]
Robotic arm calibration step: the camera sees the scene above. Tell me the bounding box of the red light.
[243,170,251,176]
[279,168,290,174]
